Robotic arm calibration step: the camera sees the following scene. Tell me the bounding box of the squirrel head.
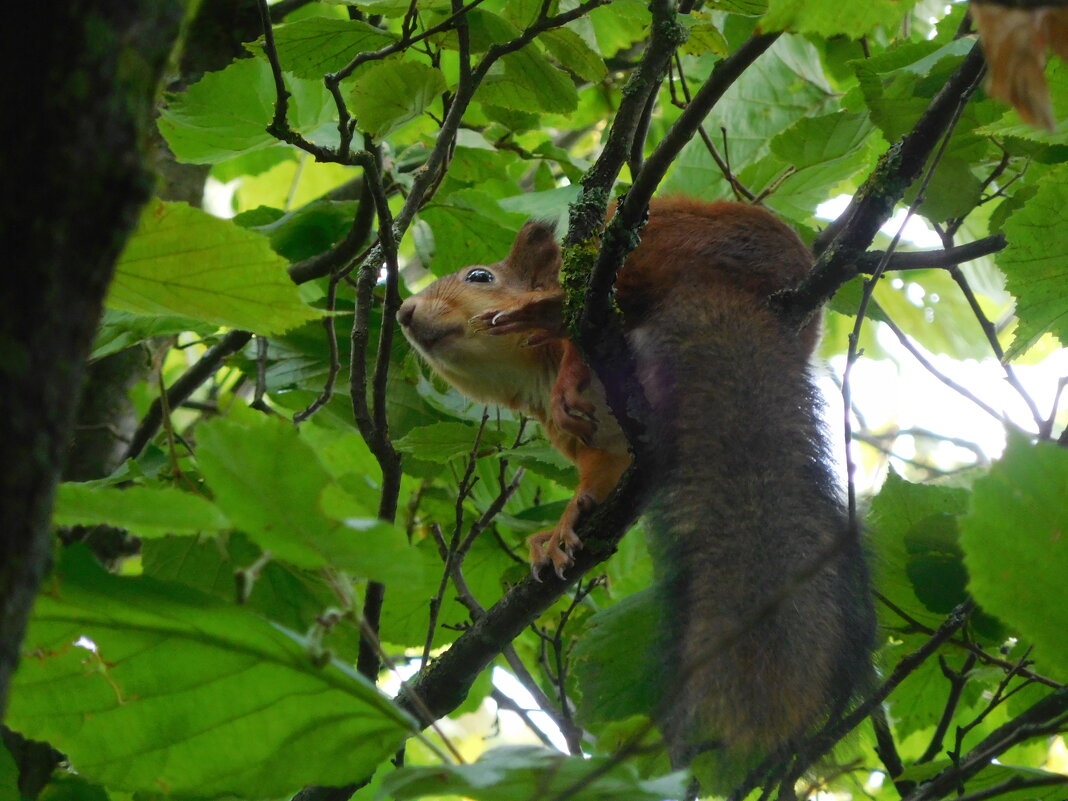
[397,221,563,410]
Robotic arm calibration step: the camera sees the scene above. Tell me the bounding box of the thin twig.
[917,653,979,764]
[490,687,558,749]
[294,276,341,424]
[423,412,489,663]
[947,264,1045,431]
[871,705,913,796]
[901,688,1068,801]
[256,0,339,161]
[876,592,1065,689]
[287,178,377,284]
[123,330,252,461]
[881,311,1011,426]
[329,0,487,83]
[950,774,1068,801]
[623,31,780,224]
[670,51,754,200]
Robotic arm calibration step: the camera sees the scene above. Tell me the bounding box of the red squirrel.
[398,197,874,763]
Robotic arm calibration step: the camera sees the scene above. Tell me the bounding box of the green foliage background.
[4,0,1068,800]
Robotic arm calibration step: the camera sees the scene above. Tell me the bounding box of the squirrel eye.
[465,268,495,284]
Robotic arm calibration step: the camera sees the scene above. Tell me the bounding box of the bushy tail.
[634,283,875,771]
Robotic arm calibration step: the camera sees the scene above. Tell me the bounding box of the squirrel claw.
[528,526,581,580]
[527,493,594,579]
[471,308,529,336]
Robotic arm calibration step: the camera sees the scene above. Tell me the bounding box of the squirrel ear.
[508,221,562,289]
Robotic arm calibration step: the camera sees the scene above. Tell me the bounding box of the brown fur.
[398,198,874,762]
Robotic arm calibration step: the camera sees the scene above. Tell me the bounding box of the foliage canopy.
[4,0,1068,800]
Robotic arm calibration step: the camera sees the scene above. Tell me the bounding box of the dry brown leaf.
[971,2,1068,130]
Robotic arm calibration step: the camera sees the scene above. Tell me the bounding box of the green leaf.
[507,441,577,486]
[33,773,110,801]
[661,36,835,198]
[502,0,556,30]
[348,60,446,139]
[158,57,334,164]
[247,17,397,78]
[196,416,421,585]
[867,471,970,629]
[881,643,963,739]
[753,110,873,221]
[897,762,1068,801]
[238,200,358,261]
[338,0,451,18]
[679,19,728,57]
[764,0,917,39]
[450,9,522,52]
[143,532,366,663]
[90,308,219,360]
[7,549,414,798]
[0,743,18,801]
[53,484,230,538]
[481,103,541,132]
[109,199,322,335]
[539,28,607,82]
[769,111,871,170]
[854,39,976,141]
[872,270,995,360]
[478,46,579,114]
[420,190,524,274]
[382,745,688,800]
[499,185,579,232]
[704,0,766,13]
[587,1,650,57]
[394,421,506,461]
[999,165,1068,357]
[211,146,297,183]
[572,589,663,727]
[379,534,513,648]
[960,435,1068,680]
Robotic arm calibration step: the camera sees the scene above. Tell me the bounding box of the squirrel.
[398,197,875,767]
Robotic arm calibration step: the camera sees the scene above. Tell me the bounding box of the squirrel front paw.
[470,292,564,340]
[471,308,524,335]
[527,492,596,580]
[469,307,547,338]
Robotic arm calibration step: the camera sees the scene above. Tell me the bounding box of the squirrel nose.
[398,298,416,327]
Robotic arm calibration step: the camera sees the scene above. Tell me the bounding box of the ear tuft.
[508,221,562,289]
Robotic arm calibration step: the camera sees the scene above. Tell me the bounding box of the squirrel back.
[399,197,875,769]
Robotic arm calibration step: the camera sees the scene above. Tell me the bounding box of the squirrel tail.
[635,280,875,767]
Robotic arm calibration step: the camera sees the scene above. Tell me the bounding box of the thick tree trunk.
[0,2,184,718]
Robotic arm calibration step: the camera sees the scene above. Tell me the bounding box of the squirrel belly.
[398,197,875,763]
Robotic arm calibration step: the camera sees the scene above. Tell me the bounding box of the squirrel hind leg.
[550,341,598,444]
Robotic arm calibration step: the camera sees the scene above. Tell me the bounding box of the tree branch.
[622,31,780,225]
[774,42,988,328]
[855,234,1006,274]
[395,462,650,723]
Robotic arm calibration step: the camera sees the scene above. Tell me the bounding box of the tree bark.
[0,1,184,719]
